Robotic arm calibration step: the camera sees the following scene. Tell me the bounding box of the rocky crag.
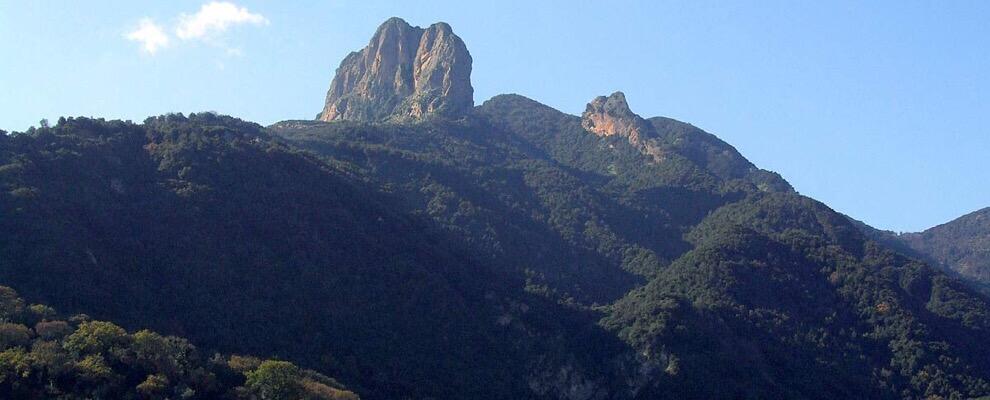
[318,17,474,122]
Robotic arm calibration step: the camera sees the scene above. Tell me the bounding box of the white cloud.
[124,2,267,56]
[125,18,170,54]
[176,2,268,40]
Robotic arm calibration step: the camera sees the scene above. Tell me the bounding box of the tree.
[0,323,31,350]
[0,348,31,384]
[132,330,193,377]
[75,354,114,381]
[245,360,302,400]
[227,355,262,373]
[29,340,70,376]
[63,321,128,356]
[136,373,169,398]
[34,320,70,340]
[28,304,56,319]
[0,287,25,322]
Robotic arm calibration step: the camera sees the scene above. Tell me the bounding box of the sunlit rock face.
[318,17,474,122]
[582,91,668,161]
[581,91,653,145]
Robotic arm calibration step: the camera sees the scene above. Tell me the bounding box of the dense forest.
[0,91,988,399]
[0,95,989,398]
[855,209,990,296]
[273,94,990,399]
[0,114,637,399]
[606,194,990,399]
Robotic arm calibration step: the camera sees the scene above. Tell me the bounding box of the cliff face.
[318,17,474,122]
[581,92,653,145]
[582,91,666,161]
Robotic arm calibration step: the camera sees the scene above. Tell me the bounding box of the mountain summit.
[582,91,669,162]
[582,91,653,144]
[318,17,474,122]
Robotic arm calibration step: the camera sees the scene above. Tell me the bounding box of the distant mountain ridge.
[860,208,990,291]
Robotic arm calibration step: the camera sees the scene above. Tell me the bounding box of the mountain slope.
[855,208,990,293]
[0,114,637,399]
[269,18,990,395]
[606,193,990,399]
[901,208,990,285]
[274,91,791,306]
[274,91,990,398]
[4,16,990,400]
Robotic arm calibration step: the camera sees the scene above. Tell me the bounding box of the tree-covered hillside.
[855,209,990,295]
[272,95,990,399]
[901,209,990,286]
[2,106,990,399]
[273,94,790,307]
[0,114,635,399]
[606,193,990,399]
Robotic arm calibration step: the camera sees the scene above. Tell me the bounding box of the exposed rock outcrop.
[318,17,474,122]
[582,92,664,161]
[581,92,654,145]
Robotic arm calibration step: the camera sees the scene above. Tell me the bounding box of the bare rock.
[318,17,474,122]
[582,92,663,160]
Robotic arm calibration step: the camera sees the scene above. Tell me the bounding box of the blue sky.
[1,1,988,232]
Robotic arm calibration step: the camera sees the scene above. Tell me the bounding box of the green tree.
[136,373,169,398]
[0,287,24,322]
[245,360,302,400]
[132,330,192,377]
[63,321,128,356]
[29,340,70,376]
[0,348,31,384]
[27,304,56,323]
[75,354,114,381]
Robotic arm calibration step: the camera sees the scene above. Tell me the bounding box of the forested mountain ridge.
[272,90,990,398]
[0,113,643,399]
[899,208,990,285]
[606,193,990,399]
[273,17,990,399]
[3,16,990,400]
[273,90,790,305]
[855,208,990,295]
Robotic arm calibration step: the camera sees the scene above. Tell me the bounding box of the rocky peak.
[581,92,654,145]
[582,92,668,162]
[318,17,474,122]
